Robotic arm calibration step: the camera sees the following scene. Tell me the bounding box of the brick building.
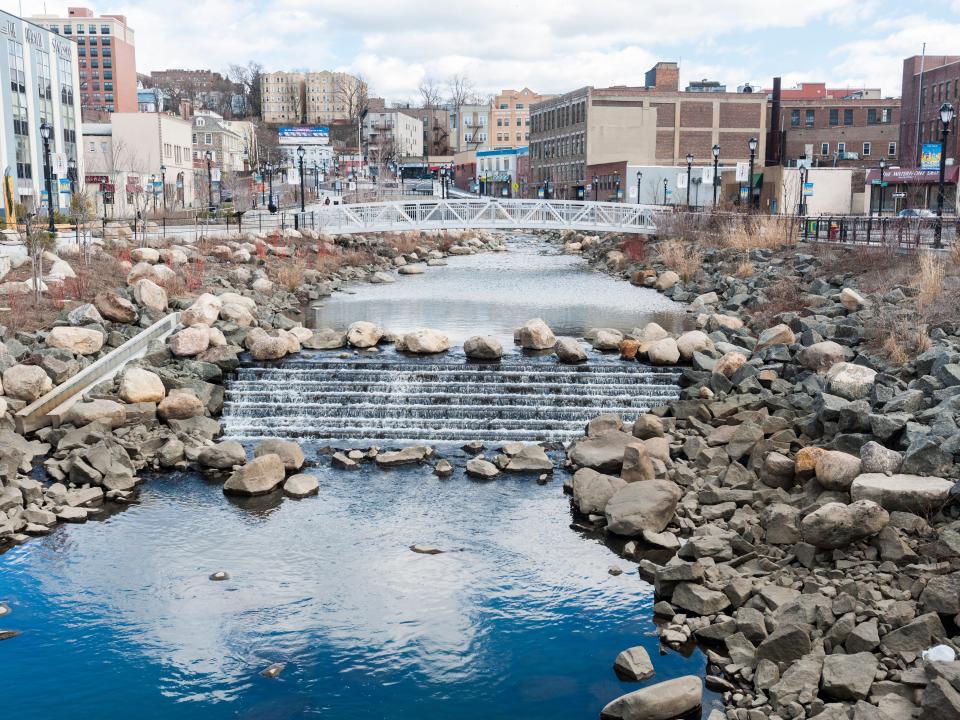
[395,106,453,156]
[899,55,960,168]
[28,6,137,117]
[529,62,766,199]
[490,88,552,149]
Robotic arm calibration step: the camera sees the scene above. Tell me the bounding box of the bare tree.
[69,189,96,264]
[220,171,253,212]
[419,77,442,110]
[227,61,263,118]
[23,216,56,309]
[446,73,474,145]
[337,73,369,124]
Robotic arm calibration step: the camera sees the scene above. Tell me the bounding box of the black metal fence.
[795,215,960,248]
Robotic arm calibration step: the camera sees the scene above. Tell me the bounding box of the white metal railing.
[297,199,663,235]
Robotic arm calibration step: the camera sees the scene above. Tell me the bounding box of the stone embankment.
[556,229,960,719]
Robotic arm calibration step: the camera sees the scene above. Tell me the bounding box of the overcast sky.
[7,0,960,102]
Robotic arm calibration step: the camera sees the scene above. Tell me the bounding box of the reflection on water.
[312,236,685,346]
[0,459,717,719]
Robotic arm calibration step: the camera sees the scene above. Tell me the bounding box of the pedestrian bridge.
[297,199,662,235]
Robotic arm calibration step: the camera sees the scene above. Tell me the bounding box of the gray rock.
[859,441,903,474]
[800,500,889,549]
[850,473,954,513]
[198,441,246,470]
[920,572,960,615]
[554,337,588,363]
[504,444,553,472]
[302,328,348,349]
[568,430,644,473]
[465,457,499,479]
[463,335,503,360]
[756,624,812,665]
[223,454,286,496]
[613,646,655,681]
[599,676,702,720]
[672,582,730,615]
[572,468,626,515]
[605,480,681,536]
[632,414,664,439]
[821,652,878,701]
[283,473,319,498]
[375,445,432,467]
[815,450,862,490]
[253,439,304,471]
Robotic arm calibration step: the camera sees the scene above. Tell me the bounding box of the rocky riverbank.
[555,228,960,719]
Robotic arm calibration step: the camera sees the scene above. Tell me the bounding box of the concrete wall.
[587,105,657,166]
[760,166,855,215]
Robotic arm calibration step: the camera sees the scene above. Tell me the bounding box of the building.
[395,106,453,156]
[363,110,424,162]
[82,112,194,216]
[276,127,333,179]
[475,147,528,197]
[767,82,900,169]
[489,89,552,149]
[529,62,767,199]
[137,86,165,113]
[27,6,137,117]
[686,79,727,93]
[759,166,861,215]
[191,110,256,173]
[455,104,490,152]
[260,70,366,125]
[146,68,241,117]
[0,10,84,219]
[900,55,960,170]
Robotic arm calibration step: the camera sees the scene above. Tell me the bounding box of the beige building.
[490,88,552,149]
[759,166,860,215]
[454,103,491,152]
[260,70,366,125]
[363,110,424,161]
[82,112,194,216]
[191,110,256,172]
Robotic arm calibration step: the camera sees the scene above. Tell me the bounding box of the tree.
[337,73,369,124]
[227,61,263,118]
[446,72,474,147]
[69,189,96,265]
[22,216,56,309]
[419,77,442,111]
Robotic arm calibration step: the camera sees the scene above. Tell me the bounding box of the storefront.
[865,167,958,215]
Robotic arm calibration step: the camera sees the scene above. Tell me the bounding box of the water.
[312,235,685,346]
[0,462,716,719]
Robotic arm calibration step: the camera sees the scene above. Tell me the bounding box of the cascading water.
[222,353,681,443]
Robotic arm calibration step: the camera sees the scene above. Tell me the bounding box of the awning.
[865,167,960,185]
[751,172,763,188]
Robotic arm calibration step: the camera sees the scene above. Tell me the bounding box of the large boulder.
[755,323,795,350]
[250,336,289,360]
[46,326,104,356]
[517,318,556,350]
[621,444,655,482]
[169,325,211,357]
[647,338,680,365]
[94,291,138,323]
[554,337,588,363]
[64,399,126,428]
[569,430,644,473]
[3,364,52,401]
[850,473,954,513]
[466,457,500,479]
[675,330,712,361]
[504,444,553,472]
[223,454,286,496]
[253,438,304,471]
[591,329,624,352]
[599,676,701,720]
[572,468,626,515]
[283,474,319,498]
[119,367,165,403]
[375,445,431,467]
[180,293,222,326]
[347,321,384,348]
[821,652,878,701]
[800,341,846,372]
[198,441,246,470]
[605,480,682,536]
[714,351,747,378]
[157,389,205,420]
[815,450,862,491]
[839,287,866,311]
[302,328,348,350]
[613,646,654,682]
[654,271,680,291]
[800,500,889,549]
[672,582,731,615]
[827,362,877,401]
[132,278,168,313]
[66,303,104,326]
[860,441,902,474]
[463,335,503,360]
[398,329,450,354]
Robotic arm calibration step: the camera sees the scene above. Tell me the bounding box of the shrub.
[915,253,944,312]
[658,240,702,281]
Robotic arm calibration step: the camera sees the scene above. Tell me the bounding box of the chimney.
[766,77,781,166]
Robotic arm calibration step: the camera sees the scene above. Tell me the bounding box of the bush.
[658,240,702,281]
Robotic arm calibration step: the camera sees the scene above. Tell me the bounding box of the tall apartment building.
[27,6,137,117]
[260,70,366,125]
[0,10,84,217]
[490,88,553,149]
[769,83,900,169]
[529,62,767,198]
[900,55,960,168]
[362,110,424,160]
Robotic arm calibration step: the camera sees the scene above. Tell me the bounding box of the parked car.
[898,208,936,218]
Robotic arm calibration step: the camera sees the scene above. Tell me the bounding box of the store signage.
[921,143,942,171]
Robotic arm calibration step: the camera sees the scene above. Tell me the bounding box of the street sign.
[802,182,814,197]
[735,162,750,182]
[921,143,942,171]
[537,188,545,199]
[891,192,907,198]
[871,179,889,186]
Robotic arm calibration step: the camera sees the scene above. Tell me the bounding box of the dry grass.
[658,240,702,281]
[275,260,306,291]
[722,215,797,251]
[734,260,755,278]
[750,278,806,329]
[872,310,933,365]
[915,253,945,312]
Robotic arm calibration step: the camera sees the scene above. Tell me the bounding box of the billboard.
[921,143,942,171]
[278,126,329,143]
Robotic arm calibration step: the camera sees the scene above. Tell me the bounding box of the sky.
[5,0,960,102]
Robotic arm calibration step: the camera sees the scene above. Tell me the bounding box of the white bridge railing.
[295,199,663,235]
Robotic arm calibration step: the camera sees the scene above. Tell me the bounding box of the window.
[821,142,829,155]
[63,25,72,34]
[837,142,846,155]
[89,141,96,152]
[867,109,877,125]
[888,142,897,156]
[805,109,815,127]
[862,142,871,156]
[497,118,502,126]
[843,109,853,126]
[516,118,522,126]
[192,133,197,143]
[790,109,800,127]
[88,24,96,33]
[205,133,212,144]
[101,24,110,34]
[829,108,839,126]
[499,103,508,109]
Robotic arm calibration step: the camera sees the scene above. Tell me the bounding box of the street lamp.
[151,174,157,212]
[592,174,598,202]
[798,165,808,216]
[160,164,167,211]
[935,102,954,248]
[67,157,77,195]
[614,170,621,202]
[267,161,277,214]
[39,121,55,232]
[205,149,214,215]
[877,158,886,218]
[663,178,668,205]
[685,153,694,207]
[297,145,306,214]
[636,169,642,205]
[747,137,758,211]
[711,144,721,207]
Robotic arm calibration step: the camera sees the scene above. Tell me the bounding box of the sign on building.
[735,162,750,182]
[279,126,330,143]
[802,182,814,197]
[701,167,715,184]
[921,143,942,171]
[676,173,688,189]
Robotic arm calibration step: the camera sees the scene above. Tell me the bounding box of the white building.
[276,126,334,177]
[363,110,424,161]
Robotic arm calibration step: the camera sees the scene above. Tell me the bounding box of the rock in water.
[398,328,450,354]
[410,544,443,555]
[253,438,305,471]
[466,458,499,479]
[554,337,588,363]
[613,646,655,681]
[346,321,384,348]
[463,335,503,360]
[605,480,682,536]
[504,444,553,472]
[516,318,556,350]
[572,468,626,515]
[283,474,319,498]
[600,675,702,720]
[209,571,230,581]
[569,430,644,473]
[223,454,286,496]
[375,445,431,467]
[260,663,285,679]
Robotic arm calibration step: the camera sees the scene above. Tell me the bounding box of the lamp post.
[685,153,693,208]
[614,170,621,202]
[877,158,886,218]
[314,162,319,199]
[747,137,758,211]
[205,149,214,215]
[935,102,954,249]
[711,144,720,207]
[798,165,808,216]
[592,174,598,202]
[39,121,55,232]
[151,174,157,212]
[160,164,167,211]
[259,160,266,208]
[663,178,668,205]
[297,145,306,214]
[636,169,642,205]
[267,162,277,214]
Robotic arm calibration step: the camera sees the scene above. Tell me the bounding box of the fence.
[794,215,960,248]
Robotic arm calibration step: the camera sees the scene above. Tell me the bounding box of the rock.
[621,444,655,482]
[902,436,954,476]
[613,646,655,681]
[398,329,450,354]
[253,439,304,471]
[860,441,902,474]
[762,503,801,544]
[672,582,731,615]
[619,339,640,360]
[654,270,680,290]
[572,468,626,515]
[821,652,878,701]
[840,287,866,310]
[249,336,289,361]
[845,619,880,653]
[198,441,246,470]
[466,457,499,479]
[370,271,396,283]
[94,291,138,323]
[800,341,846,372]
[632,415,665,440]
[66,303,104,326]
[433,459,454,477]
[592,329,624,351]
[569,430,644,473]
[223,454,286,496]
[347,321,384,348]
[260,663,285,679]
[504,444,553,472]
[463,335,503,360]
[119,368,165,403]
[283,473,319,498]
[800,500,889,549]
[64,399,126,428]
[554,337,588,363]
[2,364,52,401]
[375,445,431,467]
[647,338,680,365]
[827,361,877,401]
[756,624,812,665]
[181,293,222,326]
[815,450,862,491]
[922,675,960,720]
[410,544,443,554]
[676,330,712,361]
[713,351,747,378]
[599,676,701,720]
[850,473,954,513]
[169,325,211,357]
[517,318,556,350]
[47,326,104,355]
[605,480,681,536]
[920,573,960,615]
[302,328,347,350]
[397,264,425,275]
[755,323,795,350]
[132,278,167,313]
[157,389,205,420]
